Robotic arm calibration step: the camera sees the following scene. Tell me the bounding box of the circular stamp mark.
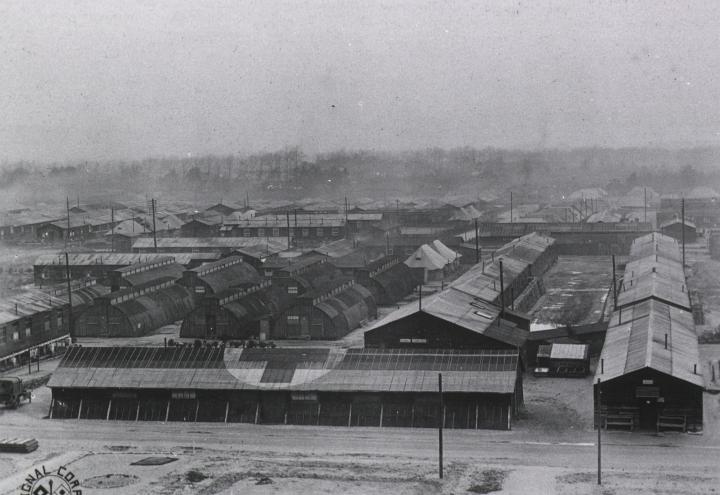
[19,465,81,495]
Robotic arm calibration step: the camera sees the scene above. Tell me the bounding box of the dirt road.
[1,387,719,495]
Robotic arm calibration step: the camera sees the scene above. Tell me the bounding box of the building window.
[302,228,309,237]
[12,331,19,341]
[287,315,300,324]
[45,319,50,331]
[0,327,6,344]
[316,228,324,237]
[272,228,280,237]
[194,286,206,294]
[258,228,265,237]
[331,227,339,236]
[264,269,273,277]
[171,391,196,400]
[288,285,298,295]
[243,229,252,237]
[57,315,63,328]
[25,326,31,337]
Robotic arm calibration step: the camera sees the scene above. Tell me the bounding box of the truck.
[0,377,32,408]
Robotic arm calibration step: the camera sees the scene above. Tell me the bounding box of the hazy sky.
[2,0,720,162]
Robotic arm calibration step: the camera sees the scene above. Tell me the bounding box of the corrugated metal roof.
[595,300,703,387]
[659,218,697,230]
[623,256,685,284]
[0,212,63,227]
[223,286,295,323]
[616,271,691,310]
[121,263,185,287]
[35,253,174,266]
[0,284,109,325]
[190,257,262,293]
[105,220,145,237]
[112,285,196,334]
[537,343,589,360]
[365,287,527,348]
[48,347,520,394]
[225,215,345,228]
[371,263,420,301]
[0,290,68,325]
[449,233,554,304]
[476,222,653,237]
[132,237,289,253]
[346,213,383,221]
[314,285,375,334]
[311,239,357,258]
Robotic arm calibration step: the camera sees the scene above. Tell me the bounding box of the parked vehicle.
[0,377,32,408]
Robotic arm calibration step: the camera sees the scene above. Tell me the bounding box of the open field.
[530,256,613,328]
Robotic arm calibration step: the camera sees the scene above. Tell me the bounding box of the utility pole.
[438,372,444,480]
[65,252,75,344]
[151,198,158,253]
[65,196,70,249]
[681,197,686,268]
[510,191,513,223]
[474,218,480,264]
[596,378,602,485]
[110,206,115,253]
[499,259,505,316]
[611,255,617,310]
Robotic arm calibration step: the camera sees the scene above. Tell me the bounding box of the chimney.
[499,259,505,317]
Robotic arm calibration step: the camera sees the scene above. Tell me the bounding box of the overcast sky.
[2,0,720,162]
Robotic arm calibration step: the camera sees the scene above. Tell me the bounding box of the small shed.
[659,219,697,243]
[431,239,461,269]
[534,343,590,377]
[404,244,447,282]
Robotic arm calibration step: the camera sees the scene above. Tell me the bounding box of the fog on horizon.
[2,0,720,163]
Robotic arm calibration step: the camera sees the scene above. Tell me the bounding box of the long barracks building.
[49,346,523,430]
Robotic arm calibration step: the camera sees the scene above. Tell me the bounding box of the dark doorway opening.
[639,399,658,430]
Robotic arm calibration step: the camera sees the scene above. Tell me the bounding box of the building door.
[636,385,660,430]
[300,316,310,338]
[638,398,658,430]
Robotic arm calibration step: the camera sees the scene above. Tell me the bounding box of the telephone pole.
[474,218,480,264]
[151,198,158,253]
[596,378,602,485]
[65,196,71,249]
[110,206,115,253]
[681,197,686,268]
[510,191,513,223]
[438,372,444,479]
[65,252,75,344]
